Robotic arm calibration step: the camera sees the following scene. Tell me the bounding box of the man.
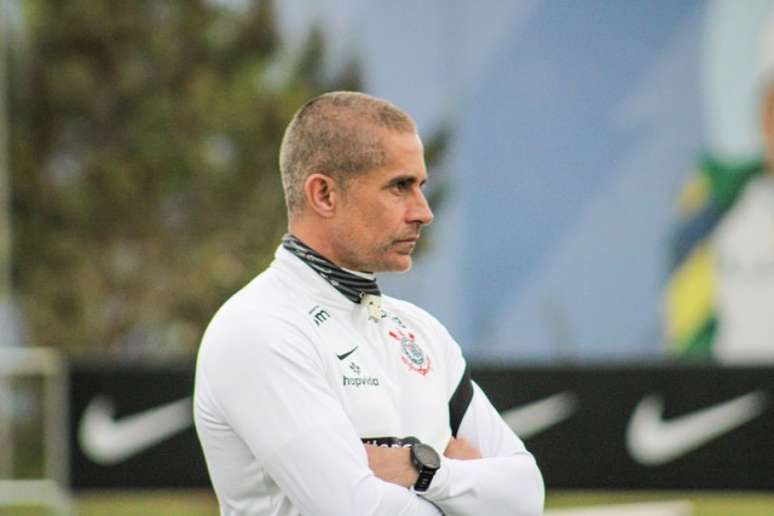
[194,91,544,515]
[666,14,774,363]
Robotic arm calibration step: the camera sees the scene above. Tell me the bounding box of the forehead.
[379,131,426,172]
[344,128,426,189]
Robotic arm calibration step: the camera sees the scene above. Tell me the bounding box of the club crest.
[388,329,431,376]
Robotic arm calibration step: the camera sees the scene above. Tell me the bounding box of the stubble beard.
[335,238,414,273]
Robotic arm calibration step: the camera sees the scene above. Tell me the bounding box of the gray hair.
[279,91,417,216]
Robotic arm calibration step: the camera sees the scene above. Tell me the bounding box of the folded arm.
[200,318,441,516]
[421,382,544,516]
[362,381,544,516]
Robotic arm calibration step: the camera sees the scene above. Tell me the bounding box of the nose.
[410,189,434,226]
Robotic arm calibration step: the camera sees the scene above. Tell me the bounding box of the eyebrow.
[385,174,427,187]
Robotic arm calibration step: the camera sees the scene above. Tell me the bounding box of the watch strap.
[413,465,436,492]
[410,443,440,492]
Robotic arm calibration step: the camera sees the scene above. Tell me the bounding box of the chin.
[389,256,413,273]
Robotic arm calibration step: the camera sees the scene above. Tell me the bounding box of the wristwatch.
[409,442,441,492]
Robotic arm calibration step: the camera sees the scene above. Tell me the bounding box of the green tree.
[9,0,367,357]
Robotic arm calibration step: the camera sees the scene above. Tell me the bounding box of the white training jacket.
[713,174,774,363]
[194,246,544,516]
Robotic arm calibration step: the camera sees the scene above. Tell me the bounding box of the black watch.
[409,442,441,492]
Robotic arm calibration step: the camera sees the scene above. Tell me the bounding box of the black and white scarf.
[282,234,381,306]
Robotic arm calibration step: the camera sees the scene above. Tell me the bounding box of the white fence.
[0,346,73,515]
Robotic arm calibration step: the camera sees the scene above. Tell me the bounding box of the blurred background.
[1,0,774,514]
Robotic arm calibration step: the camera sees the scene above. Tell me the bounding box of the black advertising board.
[473,366,774,490]
[69,362,208,488]
[68,362,774,490]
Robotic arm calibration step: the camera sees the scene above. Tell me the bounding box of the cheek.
[370,210,405,237]
[356,201,400,230]
[345,194,407,244]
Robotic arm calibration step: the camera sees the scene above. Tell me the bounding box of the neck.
[288,217,344,268]
[281,234,382,307]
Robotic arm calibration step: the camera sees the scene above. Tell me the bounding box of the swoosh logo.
[626,391,768,466]
[501,392,578,439]
[336,346,359,361]
[79,395,193,465]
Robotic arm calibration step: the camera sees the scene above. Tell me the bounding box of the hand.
[364,444,419,488]
[444,437,481,460]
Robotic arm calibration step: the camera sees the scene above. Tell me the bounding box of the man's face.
[330,130,434,272]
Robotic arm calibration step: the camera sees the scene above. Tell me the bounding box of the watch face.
[413,444,441,469]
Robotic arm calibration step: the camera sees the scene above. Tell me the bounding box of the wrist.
[409,442,441,492]
[405,453,420,487]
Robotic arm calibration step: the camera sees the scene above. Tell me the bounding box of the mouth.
[393,237,419,256]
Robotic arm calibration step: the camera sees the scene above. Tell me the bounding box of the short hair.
[279,91,417,216]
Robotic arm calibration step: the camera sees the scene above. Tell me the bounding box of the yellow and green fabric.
[665,158,765,359]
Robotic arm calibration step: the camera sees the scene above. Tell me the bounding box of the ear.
[304,173,338,218]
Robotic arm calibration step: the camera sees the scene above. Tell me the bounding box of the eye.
[391,179,412,193]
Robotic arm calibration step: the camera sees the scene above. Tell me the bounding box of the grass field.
[0,489,772,515]
[547,491,774,516]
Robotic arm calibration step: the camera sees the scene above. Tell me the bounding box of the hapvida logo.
[342,375,380,387]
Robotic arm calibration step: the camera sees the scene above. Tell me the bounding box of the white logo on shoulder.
[79,395,193,465]
[626,391,768,466]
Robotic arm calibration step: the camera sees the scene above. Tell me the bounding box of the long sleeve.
[195,313,441,516]
[421,382,544,516]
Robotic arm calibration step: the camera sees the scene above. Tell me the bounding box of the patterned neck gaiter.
[282,233,381,305]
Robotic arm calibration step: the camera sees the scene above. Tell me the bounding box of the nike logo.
[626,391,768,466]
[501,392,578,439]
[336,346,359,361]
[79,395,193,465]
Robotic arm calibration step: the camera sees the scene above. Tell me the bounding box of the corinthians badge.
[388,328,431,376]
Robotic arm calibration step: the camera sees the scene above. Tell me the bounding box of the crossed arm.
[364,382,544,516]
[365,437,482,488]
[197,319,543,515]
